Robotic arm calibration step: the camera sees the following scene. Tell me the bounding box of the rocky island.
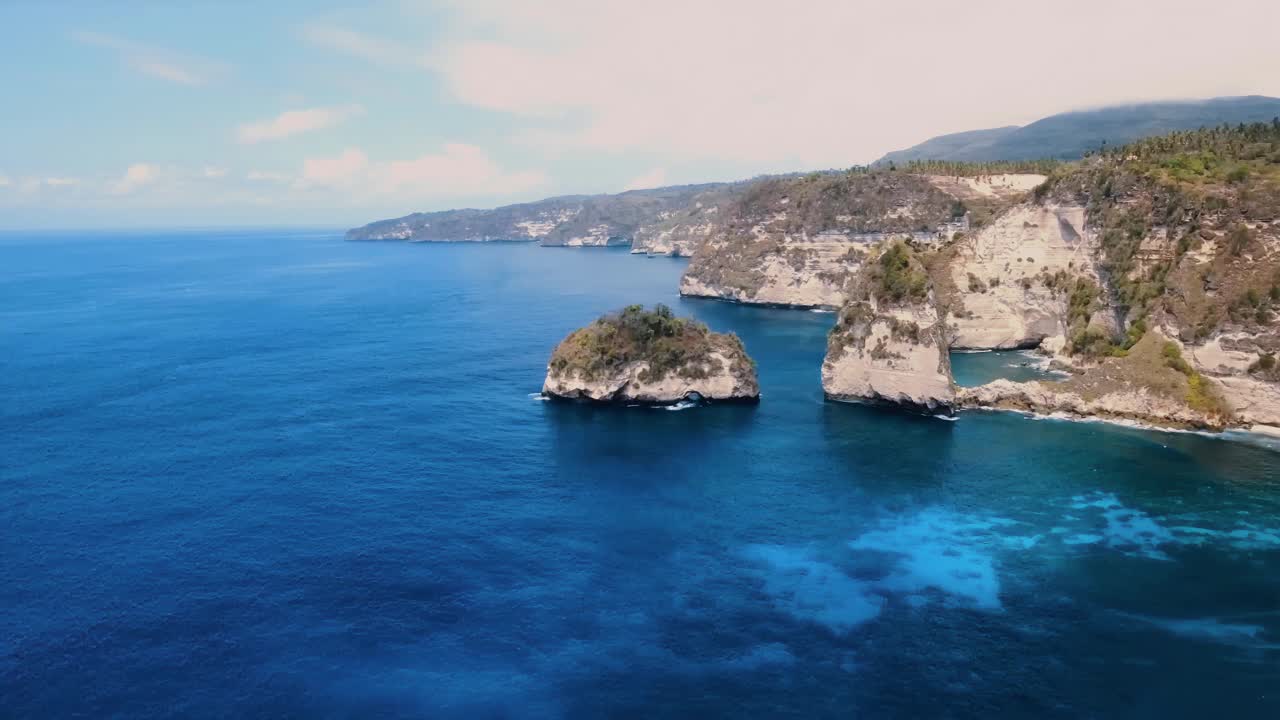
[542,304,759,405]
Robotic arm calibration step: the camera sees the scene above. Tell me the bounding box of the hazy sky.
[3,0,1279,228]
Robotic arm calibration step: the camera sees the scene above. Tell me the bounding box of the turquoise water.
[951,349,1066,387]
[2,231,1279,718]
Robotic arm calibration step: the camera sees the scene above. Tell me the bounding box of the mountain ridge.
[876,96,1280,165]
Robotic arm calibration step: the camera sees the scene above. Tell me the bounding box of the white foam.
[1222,429,1280,454]
[808,308,835,314]
[527,392,549,402]
[1020,410,1220,438]
[661,400,698,411]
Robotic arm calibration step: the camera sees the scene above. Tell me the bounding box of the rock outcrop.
[678,170,1042,308]
[630,185,742,257]
[958,332,1235,430]
[821,242,955,413]
[944,203,1113,349]
[959,379,1227,430]
[542,304,758,404]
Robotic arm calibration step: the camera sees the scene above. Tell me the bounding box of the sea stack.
[542,304,759,404]
[822,241,956,414]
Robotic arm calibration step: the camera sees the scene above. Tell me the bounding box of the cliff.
[959,333,1234,430]
[542,304,759,404]
[629,184,745,257]
[346,183,728,245]
[679,171,975,308]
[942,202,1114,349]
[821,242,955,413]
[1030,122,1280,425]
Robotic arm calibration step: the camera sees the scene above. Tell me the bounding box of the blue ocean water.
[2,230,1279,718]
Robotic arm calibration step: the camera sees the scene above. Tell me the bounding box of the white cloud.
[296,143,547,197]
[71,31,223,86]
[0,173,11,187]
[298,148,369,188]
[236,105,365,144]
[203,166,229,179]
[427,0,1280,166]
[622,168,667,192]
[247,170,291,183]
[44,177,81,187]
[110,164,160,194]
[300,23,424,68]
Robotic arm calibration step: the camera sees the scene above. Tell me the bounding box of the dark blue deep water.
[3,231,1280,718]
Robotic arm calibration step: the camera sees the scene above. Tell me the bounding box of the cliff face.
[629,185,742,257]
[542,305,758,404]
[821,243,955,413]
[678,171,1048,308]
[945,203,1111,349]
[1028,124,1280,427]
[679,171,978,308]
[345,183,728,245]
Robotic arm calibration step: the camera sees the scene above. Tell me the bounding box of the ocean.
[2,230,1279,718]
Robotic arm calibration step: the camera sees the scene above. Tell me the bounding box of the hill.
[877,96,1280,164]
[345,183,729,245]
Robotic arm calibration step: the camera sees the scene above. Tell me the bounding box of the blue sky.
[3,0,1278,229]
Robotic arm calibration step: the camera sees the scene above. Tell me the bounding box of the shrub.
[1162,341,1193,374]
[547,304,737,383]
[1226,225,1253,256]
[872,241,929,304]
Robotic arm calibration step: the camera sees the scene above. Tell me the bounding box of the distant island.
[542,304,759,405]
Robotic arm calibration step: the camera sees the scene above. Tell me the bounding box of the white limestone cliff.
[543,351,758,404]
[947,204,1110,349]
[822,298,955,414]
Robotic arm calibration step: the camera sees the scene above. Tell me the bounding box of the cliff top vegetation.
[547,304,753,383]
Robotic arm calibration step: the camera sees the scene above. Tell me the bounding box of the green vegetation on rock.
[546,304,754,384]
[1039,120,1280,353]
[868,241,930,305]
[1046,332,1233,424]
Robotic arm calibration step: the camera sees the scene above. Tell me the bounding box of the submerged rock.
[542,304,759,404]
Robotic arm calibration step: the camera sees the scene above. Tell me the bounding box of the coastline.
[959,404,1280,446]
